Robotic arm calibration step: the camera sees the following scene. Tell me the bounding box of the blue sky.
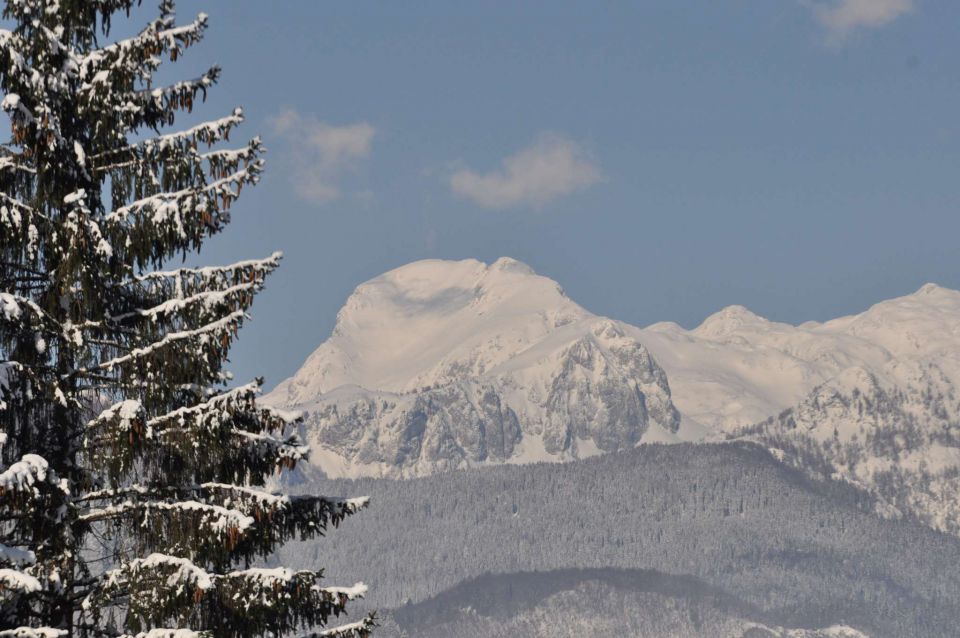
[141,1,958,388]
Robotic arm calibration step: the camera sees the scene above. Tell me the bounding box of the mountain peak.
[490,256,535,274]
[914,282,952,297]
[272,257,592,402]
[264,257,687,476]
[694,304,767,338]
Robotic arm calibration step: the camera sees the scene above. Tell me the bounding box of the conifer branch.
[89,109,246,169]
[304,617,377,638]
[85,310,244,372]
[0,628,68,638]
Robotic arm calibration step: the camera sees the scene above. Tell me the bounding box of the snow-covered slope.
[265,258,682,477]
[634,309,887,433]
[642,283,960,432]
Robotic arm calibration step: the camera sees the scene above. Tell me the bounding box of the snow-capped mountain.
[632,282,960,533]
[635,307,891,433]
[265,257,682,477]
[636,282,959,436]
[266,257,960,534]
[732,288,960,533]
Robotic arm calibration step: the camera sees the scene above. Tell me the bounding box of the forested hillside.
[375,569,870,638]
[278,443,960,637]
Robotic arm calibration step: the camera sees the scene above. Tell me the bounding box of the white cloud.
[450,134,602,211]
[269,108,375,205]
[806,0,915,41]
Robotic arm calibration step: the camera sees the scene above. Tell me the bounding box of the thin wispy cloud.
[269,108,375,205]
[804,0,915,42]
[450,134,602,211]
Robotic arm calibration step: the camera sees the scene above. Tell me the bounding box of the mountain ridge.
[266,257,685,477]
[264,258,960,534]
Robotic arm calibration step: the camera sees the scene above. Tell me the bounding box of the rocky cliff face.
[265,258,680,477]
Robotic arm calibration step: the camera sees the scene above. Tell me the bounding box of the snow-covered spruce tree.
[0,2,373,637]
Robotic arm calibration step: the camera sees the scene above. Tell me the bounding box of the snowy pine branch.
[0,566,41,592]
[0,628,67,638]
[0,454,55,498]
[101,159,263,268]
[84,310,244,374]
[79,10,208,87]
[2,1,140,34]
[84,379,308,486]
[83,65,221,137]
[87,555,368,638]
[107,282,260,323]
[302,617,377,638]
[128,252,282,296]
[0,193,51,266]
[89,109,246,170]
[72,484,369,572]
[105,161,260,225]
[78,498,255,563]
